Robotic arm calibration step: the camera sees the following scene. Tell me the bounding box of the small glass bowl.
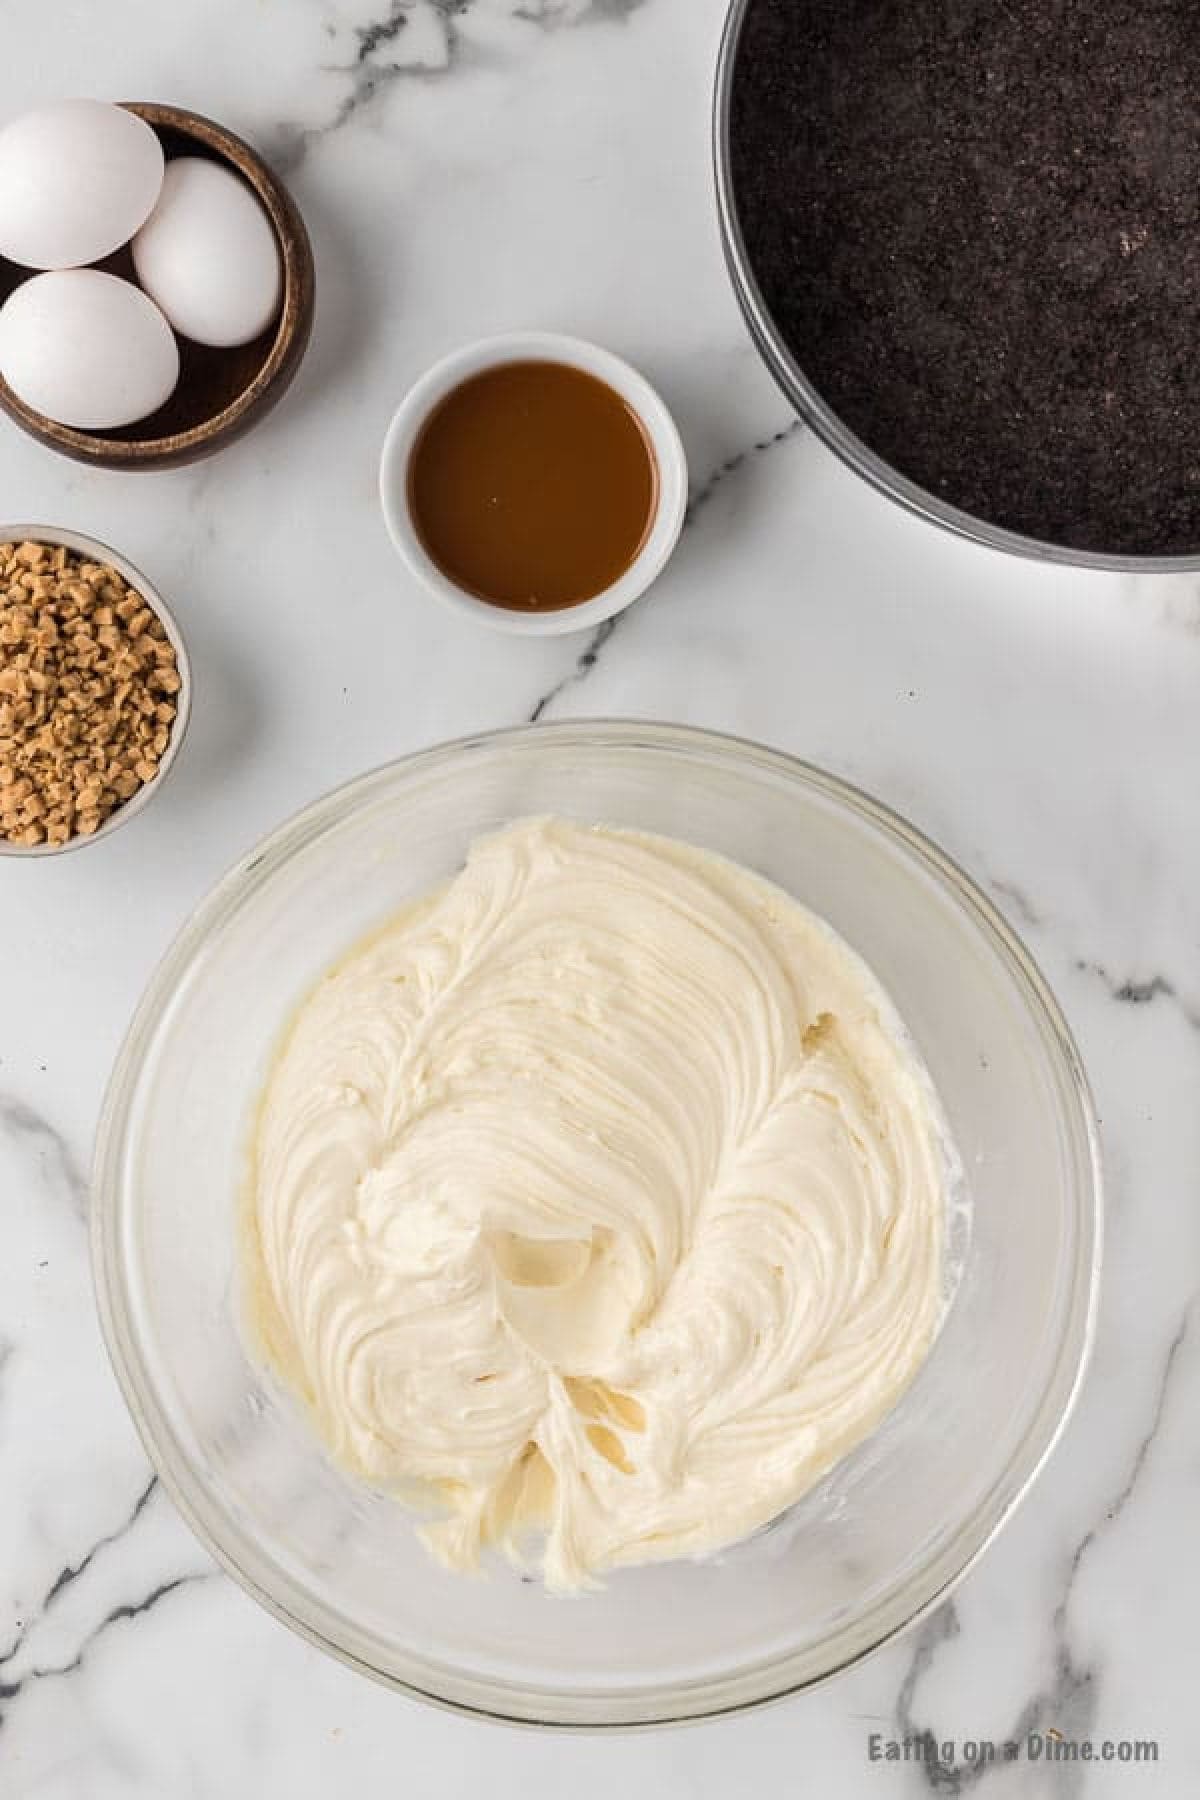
[92,722,1101,1726]
[0,524,191,858]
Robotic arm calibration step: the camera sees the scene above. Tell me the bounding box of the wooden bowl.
[0,103,315,468]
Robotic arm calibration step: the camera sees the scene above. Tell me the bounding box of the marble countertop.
[1,2,1196,1794]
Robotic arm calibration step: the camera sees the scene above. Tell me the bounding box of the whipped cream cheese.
[247,819,948,1590]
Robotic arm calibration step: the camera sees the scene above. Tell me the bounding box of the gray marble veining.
[1,0,1196,1792]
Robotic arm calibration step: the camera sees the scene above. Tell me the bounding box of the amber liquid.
[407,360,659,611]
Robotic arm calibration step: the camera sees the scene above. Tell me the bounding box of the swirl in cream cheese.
[247,819,948,1590]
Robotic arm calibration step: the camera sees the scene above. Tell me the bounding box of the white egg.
[0,99,164,271]
[132,157,282,349]
[0,269,179,430]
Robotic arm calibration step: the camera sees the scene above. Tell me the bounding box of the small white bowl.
[379,332,688,636]
[0,524,191,858]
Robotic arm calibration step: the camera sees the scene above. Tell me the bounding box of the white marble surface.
[1,2,1196,1793]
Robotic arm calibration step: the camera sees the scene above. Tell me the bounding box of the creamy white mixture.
[247,819,948,1590]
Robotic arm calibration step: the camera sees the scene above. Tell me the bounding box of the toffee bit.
[0,541,179,848]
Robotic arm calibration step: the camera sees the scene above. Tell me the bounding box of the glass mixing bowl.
[92,723,1101,1726]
